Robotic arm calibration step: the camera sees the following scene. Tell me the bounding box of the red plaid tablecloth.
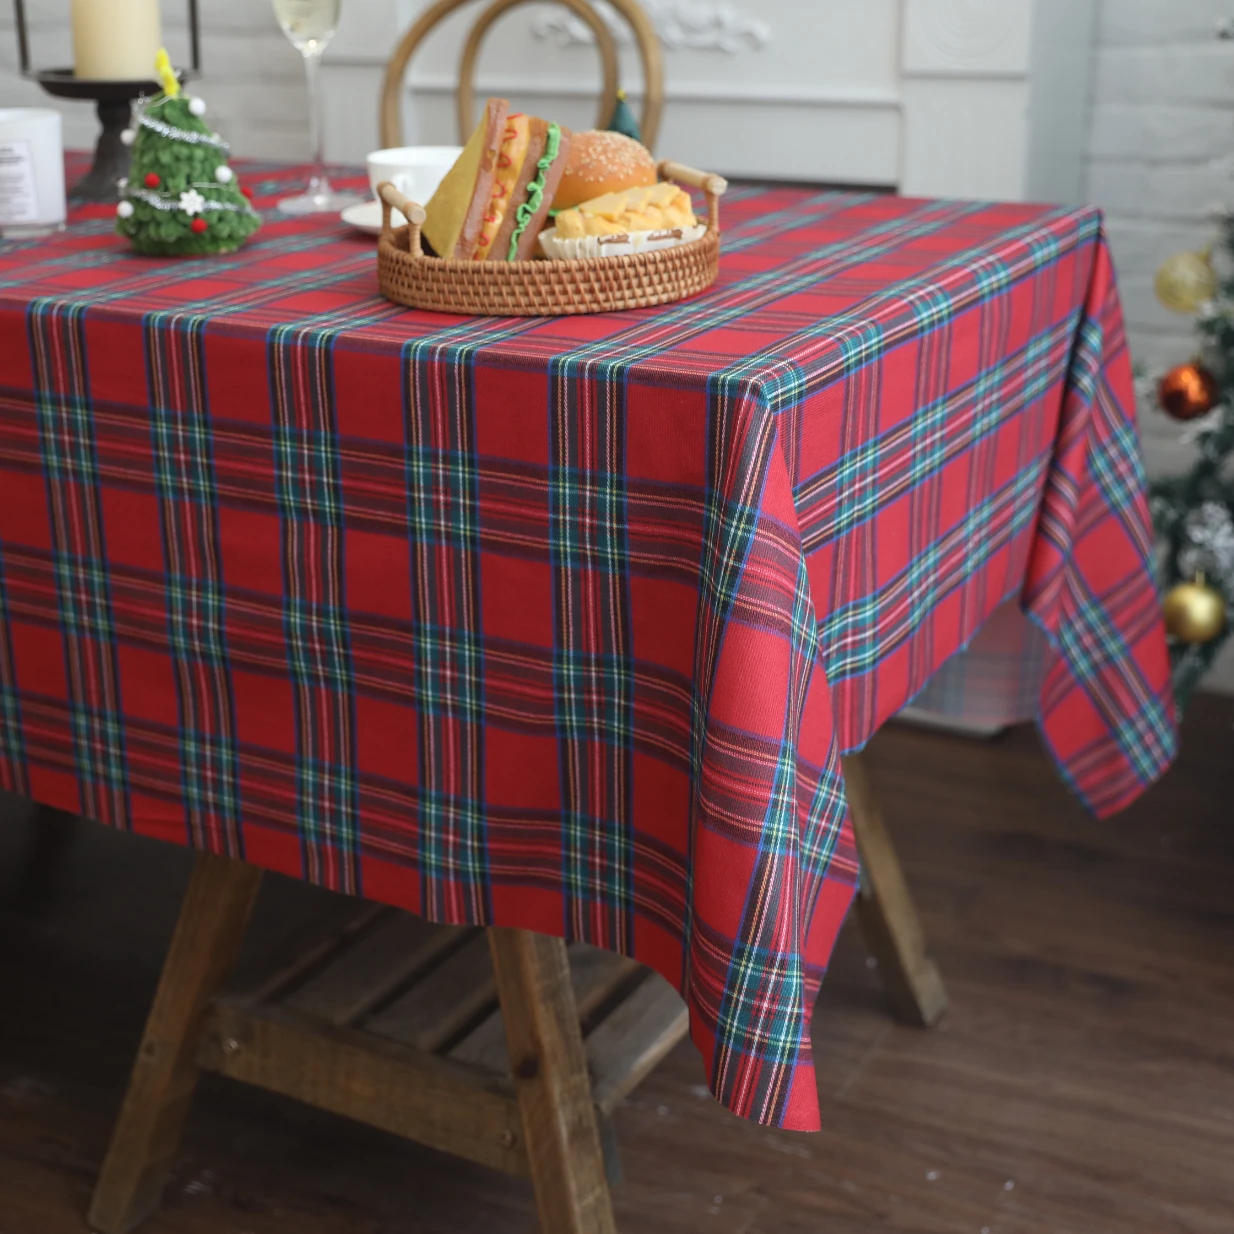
[0,160,1176,1130]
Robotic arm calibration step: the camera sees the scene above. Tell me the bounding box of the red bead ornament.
[190,217,208,234]
[240,185,253,199]
[144,172,161,188]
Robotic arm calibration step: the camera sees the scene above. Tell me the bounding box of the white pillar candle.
[72,0,163,82]
[0,109,66,237]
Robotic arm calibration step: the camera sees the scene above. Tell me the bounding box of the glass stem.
[303,45,329,196]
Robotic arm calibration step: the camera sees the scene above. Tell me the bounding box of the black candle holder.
[12,0,202,201]
[32,70,157,200]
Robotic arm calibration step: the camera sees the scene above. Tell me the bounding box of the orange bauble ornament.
[1158,362,1220,421]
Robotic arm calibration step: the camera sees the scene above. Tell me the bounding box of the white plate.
[341,199,405,236]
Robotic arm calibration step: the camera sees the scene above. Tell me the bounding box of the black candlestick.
[32,70,159,201]
[13,0,202,202]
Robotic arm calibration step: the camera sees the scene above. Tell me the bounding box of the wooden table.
[87,753,942,1234]
[1,155,1174,1231]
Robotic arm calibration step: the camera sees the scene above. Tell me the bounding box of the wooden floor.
[1,697,1232,1234]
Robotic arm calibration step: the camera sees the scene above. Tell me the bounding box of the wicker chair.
[379,0,663,152]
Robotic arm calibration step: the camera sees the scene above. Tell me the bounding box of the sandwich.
[422,98,572,261]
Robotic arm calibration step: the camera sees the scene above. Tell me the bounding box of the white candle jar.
[0,109,67,238]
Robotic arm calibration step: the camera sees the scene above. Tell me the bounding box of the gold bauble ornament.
[1155,248,1217,314]
[1163,576,1227,644]
[1157,361,1220,421]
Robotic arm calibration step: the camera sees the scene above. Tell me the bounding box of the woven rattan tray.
[375,160,726,316]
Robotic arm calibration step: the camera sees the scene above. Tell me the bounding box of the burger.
[551,129,657,211]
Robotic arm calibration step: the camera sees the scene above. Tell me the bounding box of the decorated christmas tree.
[116,50,261,257]
[1148,238,1234,706]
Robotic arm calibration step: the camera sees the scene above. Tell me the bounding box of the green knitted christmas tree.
[116,49,261,257]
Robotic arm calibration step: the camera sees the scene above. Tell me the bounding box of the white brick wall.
[1085,0,1234,417]
[1084,0,1234,689]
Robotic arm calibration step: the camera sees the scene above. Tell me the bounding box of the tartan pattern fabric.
[905,599,1049,729]
[0,161,1176,1131]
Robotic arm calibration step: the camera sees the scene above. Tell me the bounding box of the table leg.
[842,753,948,1027]
[14,803,77,915]
[89,852,263,1234]
[488,927,617,1234]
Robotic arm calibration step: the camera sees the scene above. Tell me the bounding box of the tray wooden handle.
[377,181,427,256]
[657,161,727,231]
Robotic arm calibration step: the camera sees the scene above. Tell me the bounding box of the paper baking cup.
[538,223,706,261]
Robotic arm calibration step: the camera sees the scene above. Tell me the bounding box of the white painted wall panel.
[903,0,1034,77]
[0,0,1094,196]
[900,78,1030,200]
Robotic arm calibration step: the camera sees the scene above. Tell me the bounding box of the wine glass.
[271,0,362,214]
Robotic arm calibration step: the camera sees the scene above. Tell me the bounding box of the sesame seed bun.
[551,130,656,211]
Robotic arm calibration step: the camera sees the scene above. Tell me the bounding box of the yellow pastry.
[554,183,697,239]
